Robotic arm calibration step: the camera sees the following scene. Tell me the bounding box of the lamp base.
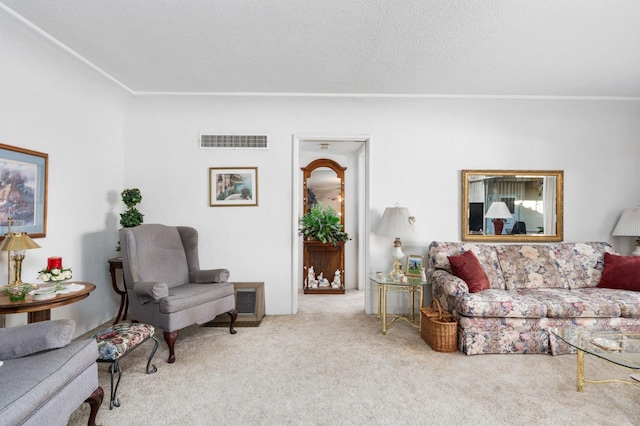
[390,258,403,277]
[493,219,505,235]
[390,237,404,278]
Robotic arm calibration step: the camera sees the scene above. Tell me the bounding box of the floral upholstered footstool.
[94,322,158,409]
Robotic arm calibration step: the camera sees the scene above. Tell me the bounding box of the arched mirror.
[302,158,346,224]
[461,170,564,242]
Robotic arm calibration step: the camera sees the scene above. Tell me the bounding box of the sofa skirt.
[459,316,640,355]
[458,317,549,355]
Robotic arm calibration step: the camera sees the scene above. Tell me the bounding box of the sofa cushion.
[496,245,567,290]
[597,253,640,291]
[448,251,490,293]
[579,287,640,318]
[457,290,547,318]
[517,288,621,318]
[551,242,616,289]
[428,242,506,290]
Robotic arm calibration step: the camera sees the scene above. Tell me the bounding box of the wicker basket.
[420,299,458,352]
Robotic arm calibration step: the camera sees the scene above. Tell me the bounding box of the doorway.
[291,135,370,314]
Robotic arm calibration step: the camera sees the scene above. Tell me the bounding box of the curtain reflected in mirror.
[301,158,346,225]
[306,167,342,215]
[462,170,564,242]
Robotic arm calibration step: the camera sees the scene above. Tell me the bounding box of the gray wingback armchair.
[120,224,237,363]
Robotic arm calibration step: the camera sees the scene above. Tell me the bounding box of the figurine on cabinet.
[331,270,341,288]
[318,272,330,287]
[306,266,318,288]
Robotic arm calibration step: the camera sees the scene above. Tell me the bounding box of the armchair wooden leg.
[228,309,238,334]
[85,386,104,426]
[163,330,179,363]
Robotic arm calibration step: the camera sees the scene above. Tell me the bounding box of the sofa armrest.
[430,269,469,313]
[191,268,230,283]
[0,319,76,360]
[133,281,169,303]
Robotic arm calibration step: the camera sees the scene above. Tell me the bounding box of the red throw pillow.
[597,253,640,291]
[447,250,491,293]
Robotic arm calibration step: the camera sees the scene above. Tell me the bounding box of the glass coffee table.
[551,328,640,392]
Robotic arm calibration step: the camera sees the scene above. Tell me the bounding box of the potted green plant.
[120,188,144,228]
[299,204,350,246]
[116,188,143,251]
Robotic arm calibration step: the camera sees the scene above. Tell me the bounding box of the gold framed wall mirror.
[461,170,564,242]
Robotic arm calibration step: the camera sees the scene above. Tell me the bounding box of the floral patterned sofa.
[427,241,640,355]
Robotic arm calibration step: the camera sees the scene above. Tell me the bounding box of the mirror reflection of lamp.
[485,201,512,235]
[612,207,640,256]
[375,204,415,276]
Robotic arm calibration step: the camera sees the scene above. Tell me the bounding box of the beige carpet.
[68,291,639,425]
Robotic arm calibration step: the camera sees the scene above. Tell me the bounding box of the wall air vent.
[199,134,268,149]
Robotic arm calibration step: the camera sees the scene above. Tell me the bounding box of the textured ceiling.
[2,0,640,97]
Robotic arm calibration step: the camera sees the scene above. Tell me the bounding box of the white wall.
[125,95,640,315]
[0,9,131,334]
[3,7,639,323]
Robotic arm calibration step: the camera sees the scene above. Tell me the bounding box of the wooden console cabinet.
[303,241,345,294]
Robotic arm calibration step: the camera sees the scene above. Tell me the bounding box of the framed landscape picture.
[406,255,423,277]
[209,167,258,207]
[0,143,48,239]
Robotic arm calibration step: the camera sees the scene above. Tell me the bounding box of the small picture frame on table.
[406,255,423,277]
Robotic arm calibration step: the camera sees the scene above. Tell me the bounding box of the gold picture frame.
[461,169,564,242]
[0,143,48,239]
[406,255,423,277]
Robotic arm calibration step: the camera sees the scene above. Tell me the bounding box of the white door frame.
[291,134,371,314]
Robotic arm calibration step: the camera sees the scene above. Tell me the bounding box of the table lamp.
[0,231,41,286]
[375,204,415,276]
[485,201,512,235]
[612,207,640,256]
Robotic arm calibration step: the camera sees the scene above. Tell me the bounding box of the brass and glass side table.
[370,274,424,335]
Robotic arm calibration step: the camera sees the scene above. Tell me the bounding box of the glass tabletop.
[551,328,640,370]
[369,273,424,287]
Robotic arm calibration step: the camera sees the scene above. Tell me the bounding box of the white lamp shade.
[485,201,512,219]
[375,206,414,239]
[612,207,640,236]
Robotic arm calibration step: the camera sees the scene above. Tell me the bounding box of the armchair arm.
[0,319,76,360]
[133,281,169,303]
[191,268,230,284]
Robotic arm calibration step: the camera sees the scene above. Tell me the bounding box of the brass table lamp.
[0,231,41,286]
